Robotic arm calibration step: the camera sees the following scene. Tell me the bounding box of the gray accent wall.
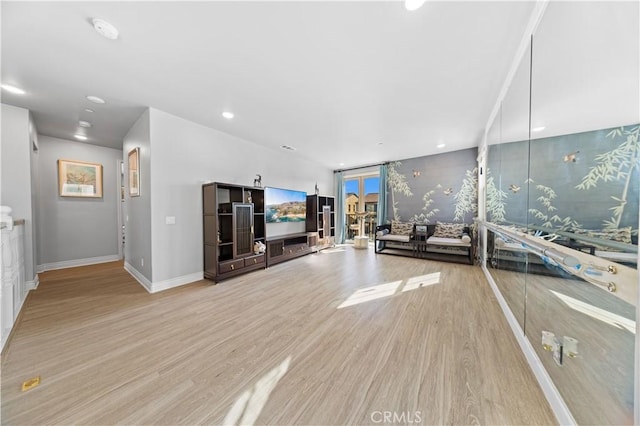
[123,109,152,281]
[37,135,122,266]
[1,104,37,282]
[386,148,478,225]
[148,108,333,283]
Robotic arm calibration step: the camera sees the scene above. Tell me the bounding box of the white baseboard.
[26,274,39,290]
[481,264,576,426]
[150,271,203,293]
[123,263,201,293]
[124,262,152,292]
[37,255,121,273]
[14,288,28,317]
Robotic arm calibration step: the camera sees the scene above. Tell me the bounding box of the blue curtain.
[377,164,388,226]
[335,171,346,244]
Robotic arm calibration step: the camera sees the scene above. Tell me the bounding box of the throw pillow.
[391,220,413,236]
[433,222,466,238]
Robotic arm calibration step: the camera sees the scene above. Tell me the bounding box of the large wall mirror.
[484,2,639,424]
[486,40,532,331]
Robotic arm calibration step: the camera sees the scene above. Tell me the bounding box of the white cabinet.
[1,221,26,349]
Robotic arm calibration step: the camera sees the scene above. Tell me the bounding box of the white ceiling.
[497,1,639,145]
[1,1,538,169]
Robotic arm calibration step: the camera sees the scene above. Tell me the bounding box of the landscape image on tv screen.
[265,187,306,223]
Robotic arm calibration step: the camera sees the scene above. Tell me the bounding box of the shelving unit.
[306,194,335,250]
[203,182,266,282]
[266,233,312,267]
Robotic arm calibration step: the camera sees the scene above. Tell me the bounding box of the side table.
[413,233,428,258]
[354,236,370,249]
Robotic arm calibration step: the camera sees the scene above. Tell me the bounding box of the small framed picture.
[128,147,140,197]
[58,159,103,198]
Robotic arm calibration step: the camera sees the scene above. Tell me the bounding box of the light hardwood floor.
[1,247,556,425]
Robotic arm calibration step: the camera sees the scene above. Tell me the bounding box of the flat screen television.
[265,187,307,223]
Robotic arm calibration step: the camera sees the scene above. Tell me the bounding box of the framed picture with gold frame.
[57,159,103,198]
[128,147,140,197]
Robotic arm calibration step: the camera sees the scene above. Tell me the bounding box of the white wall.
[1,104,37,285]
[36,136,122,270]
[148,108,333,286]
[123,109,152,282]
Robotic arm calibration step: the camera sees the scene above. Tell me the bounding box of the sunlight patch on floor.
[338,272,442,309]
[337,281,402,309]
[223,356,292,425]
[402,272,441,292]
[321,248,346,254]
[551,290,636,334]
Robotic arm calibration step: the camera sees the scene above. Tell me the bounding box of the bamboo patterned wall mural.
[385,124,639,238]
[387,160,413,221]
[575,125,639,231]
[489,123,639,234]
[386,148,478,224]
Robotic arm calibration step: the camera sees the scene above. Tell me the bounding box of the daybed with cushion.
[425,222,473,264]
[375,221,474,264]
[569,227,637,265]
[374,220,414,248]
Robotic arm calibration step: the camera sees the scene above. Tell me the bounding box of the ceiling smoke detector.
[92,18,119,40]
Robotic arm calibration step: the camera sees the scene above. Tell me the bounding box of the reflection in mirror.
[486,41,532,331]
[526,2,639,424]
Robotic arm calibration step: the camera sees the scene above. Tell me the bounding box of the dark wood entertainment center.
[203,182,266,282]
[306,194,336,250]
[266,233,312,266]
[203,182,335,282]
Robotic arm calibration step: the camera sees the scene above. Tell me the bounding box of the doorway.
[117,159,125,260]
[344,173,379,242]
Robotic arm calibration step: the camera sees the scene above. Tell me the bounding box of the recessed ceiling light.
[532,126,546,132]
[79,120,92,128]
[405,0,427,11]
[84,108,94,113]
[86,95,105,104]
[339,162,345,166]
[74,134,88,141]
[281,145,296,151]
[437,143,446,148]
[1,84,25,95]
[222,111,234,120]
[92,18,119,40]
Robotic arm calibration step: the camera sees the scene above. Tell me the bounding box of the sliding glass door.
[344,173,380,242]
[345,178,359,241]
